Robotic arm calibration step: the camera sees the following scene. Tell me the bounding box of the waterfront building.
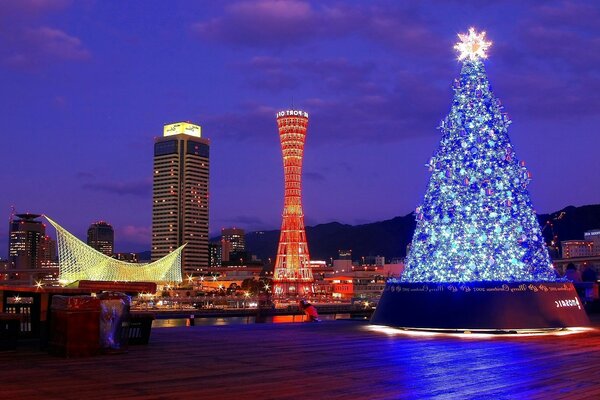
[152,122,210,276]
[325,271,387,301]
[561,240,594,259]
[87,221,114,256]
[273,110,314,297]
[333,259,353,274]
[362,255,385,266]
[584,229,600,255]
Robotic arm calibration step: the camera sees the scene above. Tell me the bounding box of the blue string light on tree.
[400,28,557,284]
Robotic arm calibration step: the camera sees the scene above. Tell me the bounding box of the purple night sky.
[1,0,599,254]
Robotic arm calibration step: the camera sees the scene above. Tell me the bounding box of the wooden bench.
[0,313,22,351]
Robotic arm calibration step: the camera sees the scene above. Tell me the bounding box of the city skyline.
[1,1,599,254]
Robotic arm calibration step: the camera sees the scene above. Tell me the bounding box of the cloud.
[209,53,450,144]
[53,95,68,109]
[498,69,600,118]
[536,0,600,31]
[82,179,152,197]
[490,1,600,118]
[0,0,91,71]
[359,5,445,57]
[3,26,90,70]
[0,0,71,15]
[0,1,88,70]
[241,56,300,91]
[29,27,89,60]
[75,171,96,180]
[203,102,278,142]
[240,56,377,93]
[192,0,323,48]
[302,67,448,143]
[305,171,326,182]
[203,67,448,145]
[191,1,442,56]
[200,0,600,145]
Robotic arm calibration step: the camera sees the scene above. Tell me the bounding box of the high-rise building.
[273,110,314,298]
[8,213,54,269]
[152,122,210,277]
[221,227,245,262]
[208,241,222,268]
[87,221,114,256]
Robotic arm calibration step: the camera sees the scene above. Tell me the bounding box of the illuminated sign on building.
[276,110,308,118]
[163,122,201,138]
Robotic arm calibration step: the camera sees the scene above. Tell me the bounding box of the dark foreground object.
[48,296,101,357]
[127,312,154,345]
[371,281,590,330]
[0,313,21,350]
[2,321,600,399]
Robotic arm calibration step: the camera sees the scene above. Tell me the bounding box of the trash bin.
[49,295,101,357]
[98,292,131,353]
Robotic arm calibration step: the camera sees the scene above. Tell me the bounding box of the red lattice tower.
[273,110,314,298]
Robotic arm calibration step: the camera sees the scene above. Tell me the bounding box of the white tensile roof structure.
[45,216,183,284]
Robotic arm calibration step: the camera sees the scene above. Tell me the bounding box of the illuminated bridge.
[45,216,183,284]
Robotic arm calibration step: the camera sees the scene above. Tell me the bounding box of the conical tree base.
[371,281,589,331]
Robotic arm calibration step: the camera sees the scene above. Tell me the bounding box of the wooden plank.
[1,321,600,399]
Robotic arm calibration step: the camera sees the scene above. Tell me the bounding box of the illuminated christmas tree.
[400,28,556,283]
[372,28,588,331]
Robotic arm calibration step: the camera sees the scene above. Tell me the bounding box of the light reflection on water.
[152,313,354,328]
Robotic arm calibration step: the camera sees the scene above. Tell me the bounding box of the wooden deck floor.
[2,320,600,399]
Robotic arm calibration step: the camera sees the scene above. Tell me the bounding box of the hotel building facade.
[152,122,210,276]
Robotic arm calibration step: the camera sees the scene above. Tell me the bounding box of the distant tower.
[152,122,210,277]
[87,221,114,256]
[273,110,314,298]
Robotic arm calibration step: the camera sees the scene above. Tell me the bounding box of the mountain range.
[239,204,600,262]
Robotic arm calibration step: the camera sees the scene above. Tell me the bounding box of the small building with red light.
[325,272,387,301]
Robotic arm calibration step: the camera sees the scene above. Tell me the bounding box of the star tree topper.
[454,27,492,61]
